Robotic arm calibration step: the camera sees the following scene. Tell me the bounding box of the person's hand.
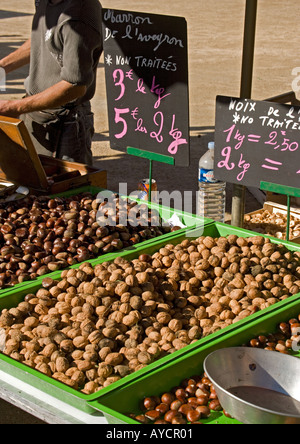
[0,81,87,119]
[0,100,20,118]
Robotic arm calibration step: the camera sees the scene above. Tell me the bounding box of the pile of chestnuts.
[247,313,300,354]
[131,373,227,424]
[0,192,176,288]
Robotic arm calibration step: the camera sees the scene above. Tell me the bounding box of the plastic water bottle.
[197,142,226,222]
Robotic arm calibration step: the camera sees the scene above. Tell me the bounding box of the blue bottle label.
[198,168,219,183]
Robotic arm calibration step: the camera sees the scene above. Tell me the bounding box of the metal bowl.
[204,347,300,424]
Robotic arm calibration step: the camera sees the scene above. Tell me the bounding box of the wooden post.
[231,0,258,227]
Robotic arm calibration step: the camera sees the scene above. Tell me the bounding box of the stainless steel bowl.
[204,347,300,424]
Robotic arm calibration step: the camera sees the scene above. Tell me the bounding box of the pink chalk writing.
[135,118,148,134]
[265,131,278,146]
[261,158,283,171]
[114,108,130,139]
[217,146,251,182]
[136,78,147,95]
[223,124,245,150]
[111,68,187,158]
[113,69,126,101]
[248,134,261,143]
[131,107,139,120]
[150,112,164,143]
[126,69,134,80]
[217,146,235,170]
[167,115,188,155]
[265,131,299,152]
[237,154,251,181]
[151,76,171,109]
[218,125,300,181]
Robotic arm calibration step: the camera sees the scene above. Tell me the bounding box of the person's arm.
[0,39,31,74]
[0,80,87,118]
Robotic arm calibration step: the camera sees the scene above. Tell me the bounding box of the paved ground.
[0,0,299,423]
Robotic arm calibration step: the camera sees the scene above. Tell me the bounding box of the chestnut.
[209,400,222,411]
[196,395,209,406]
[172,417,187,424]
[178,403,193,416]
[161,393,175,405]
[15,228,28,238]
[186,409,201,423]
[48,199,57,209]
[187,397,199,408]
[96,226,109,238]
[196,406,211,418]
[185,384,197,396]
[175,388,188,399]
[143,397,158,411]
[145,410,161,421]
[155,403,169,415]
[164,411,183,423]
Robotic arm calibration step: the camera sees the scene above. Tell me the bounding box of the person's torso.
[25,0,103,112]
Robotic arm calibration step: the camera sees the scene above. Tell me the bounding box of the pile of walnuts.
[1,234,300,394]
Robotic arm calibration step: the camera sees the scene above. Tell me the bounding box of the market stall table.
[0,369,108,424]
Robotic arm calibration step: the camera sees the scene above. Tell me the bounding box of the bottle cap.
[208,142,215,150]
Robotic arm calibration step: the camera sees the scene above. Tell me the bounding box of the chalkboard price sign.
[214,95,300,189]
[102,9,190,167]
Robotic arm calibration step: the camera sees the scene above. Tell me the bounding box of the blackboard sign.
[214,95,300,189]
[102,9,190,167]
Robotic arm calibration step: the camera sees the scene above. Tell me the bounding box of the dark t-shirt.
[25,0,103,114]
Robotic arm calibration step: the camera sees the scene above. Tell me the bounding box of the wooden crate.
[39,155,107,194]
[0,116,107,194]
[266,192,300,210]
[244,202,300,244]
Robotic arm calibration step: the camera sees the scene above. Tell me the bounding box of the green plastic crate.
[0,222,300,415]
[89,297,300,424]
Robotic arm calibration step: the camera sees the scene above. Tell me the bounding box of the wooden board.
[39,155,107,194]
[0,116,49,190]
[243,202,300,244]
[266,192,300,210]
[0,116,107,193]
